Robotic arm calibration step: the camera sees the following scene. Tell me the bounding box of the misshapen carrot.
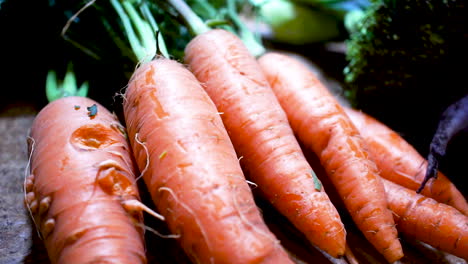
[184,29,346,258]
[123,58,293,264]
[171,6,347,256]
[259,52,403,263]
[344,107,468,215]
[26,96,146,264]
[383,179,468,260]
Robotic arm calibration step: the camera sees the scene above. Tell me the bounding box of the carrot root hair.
[61,0,96,37]
[121,199,165,221]
[231,186,281,247]
[158,186,213,253]
[135,222,181,239]
[134,132,150,182]
[24,136,42,239]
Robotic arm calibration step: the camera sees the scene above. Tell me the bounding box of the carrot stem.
[111,0,144,60]
[111,0,168,62]
[45,65,88,102]
[166,0,265,56]
[46,71,59,102]
[226,0,265,57]
[122,1,154,56]
[140,2,169,57]
[167,0,210,36]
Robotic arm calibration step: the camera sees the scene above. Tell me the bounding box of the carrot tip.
[122,199,165,221]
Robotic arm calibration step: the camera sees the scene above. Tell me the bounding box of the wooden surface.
[1,103,466,264]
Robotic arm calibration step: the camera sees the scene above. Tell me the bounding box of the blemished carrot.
[184,29,346,258]
[123,57,293,264]
[26,96,146,264]
[383,179,468,260]
[344,107,468,215]
[258,52,403,263]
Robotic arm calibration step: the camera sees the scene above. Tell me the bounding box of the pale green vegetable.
[259,0,341,44]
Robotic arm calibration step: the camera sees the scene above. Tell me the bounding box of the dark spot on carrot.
[70,124,117,150]
[74,105,80,110]
[87,104,98,119]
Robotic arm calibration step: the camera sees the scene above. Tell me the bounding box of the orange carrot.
[307,148,468,261]
[123,58,293,264]
[26,96,146,264]
[383,179,468,260]
[184,29,346,258]
[344,107,468,215]
[259,52,403,263]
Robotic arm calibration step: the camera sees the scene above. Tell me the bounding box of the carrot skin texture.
[123,58,292,264]
[383,179,468,260]
[27,96,146,264]
[344,108,468,215]
[259,52,403,263]
[184,29,346,258]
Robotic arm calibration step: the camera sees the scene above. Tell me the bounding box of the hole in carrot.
[70,124,118,150]
[97,162,136,197]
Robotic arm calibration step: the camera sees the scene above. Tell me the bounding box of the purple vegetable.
[418,94,468,193]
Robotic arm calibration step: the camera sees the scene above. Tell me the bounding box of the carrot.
[110,3,292,262]
[184,28,346,258]
[344,107,468,215]
[259,52,403,263]
[306,148,468,261]
[383,179,468,260]
[26,96,146,264]
[123,57,293,264]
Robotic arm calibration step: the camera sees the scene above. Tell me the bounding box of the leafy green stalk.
[46,64,88,102]
[227,0,265,57]
[167,0,267,57]
[111,0,169,62]
[167,0,210,36]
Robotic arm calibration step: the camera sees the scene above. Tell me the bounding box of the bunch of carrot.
[26,0,468,263]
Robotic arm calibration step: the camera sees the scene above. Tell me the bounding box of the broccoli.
[343,0,468,155]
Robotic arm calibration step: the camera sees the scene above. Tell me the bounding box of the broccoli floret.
[343,0,467,154]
